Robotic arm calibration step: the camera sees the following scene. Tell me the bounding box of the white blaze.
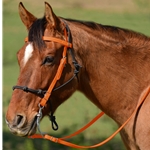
[23,43,34,66]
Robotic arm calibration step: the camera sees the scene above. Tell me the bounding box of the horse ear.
[18,2,37,29]
[44,2,61,29]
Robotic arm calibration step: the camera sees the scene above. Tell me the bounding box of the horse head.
[6,2,80,136]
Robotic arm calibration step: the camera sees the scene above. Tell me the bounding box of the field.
[3,0,150,150]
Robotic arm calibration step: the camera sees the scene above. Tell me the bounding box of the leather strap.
[25,36,72,48]
[29,87,150,148]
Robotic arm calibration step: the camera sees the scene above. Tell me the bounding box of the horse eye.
[42,56,54,65]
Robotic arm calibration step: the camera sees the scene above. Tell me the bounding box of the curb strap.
[48,100,59,131]
[49,113,59,131]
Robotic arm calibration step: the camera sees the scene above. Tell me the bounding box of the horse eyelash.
[42,56,54,65]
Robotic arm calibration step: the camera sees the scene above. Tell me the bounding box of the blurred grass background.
[3,0,150,150]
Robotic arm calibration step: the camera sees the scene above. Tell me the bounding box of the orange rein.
[25,27,150,148]
[28,86,150,149]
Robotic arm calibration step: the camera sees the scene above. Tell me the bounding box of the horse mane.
[28,16,150,50]
[65,18,149,39]
[65,18,150,49]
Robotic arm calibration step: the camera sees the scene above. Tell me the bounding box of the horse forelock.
[28,17,47,50]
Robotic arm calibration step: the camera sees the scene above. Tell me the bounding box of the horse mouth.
[26,116,37,136]
[6,116,38,137]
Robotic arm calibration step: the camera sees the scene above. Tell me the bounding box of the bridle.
[12,21,150,148]
[13,22,81,130]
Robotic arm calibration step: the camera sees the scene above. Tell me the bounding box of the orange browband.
[25,36,72,48]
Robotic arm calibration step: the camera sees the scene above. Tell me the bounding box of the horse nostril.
[14,114,26,128]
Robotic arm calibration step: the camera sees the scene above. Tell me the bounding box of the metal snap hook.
[36,104,45,136]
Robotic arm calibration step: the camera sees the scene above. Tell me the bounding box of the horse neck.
[67,20,150,125]
[68,22,105,105]
[67,21,114,111]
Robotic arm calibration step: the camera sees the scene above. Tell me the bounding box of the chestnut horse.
[6,2,150,150]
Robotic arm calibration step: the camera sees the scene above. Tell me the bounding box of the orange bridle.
[24,25,75,130]
[15,23,150,148]
[37,32,72,108]
[13,23,81,131]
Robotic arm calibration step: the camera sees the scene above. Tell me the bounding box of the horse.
[6,2,150,150]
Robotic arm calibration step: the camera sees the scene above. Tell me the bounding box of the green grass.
[3,0,150,150]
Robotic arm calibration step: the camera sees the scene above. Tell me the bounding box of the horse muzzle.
[5,114,37,137]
